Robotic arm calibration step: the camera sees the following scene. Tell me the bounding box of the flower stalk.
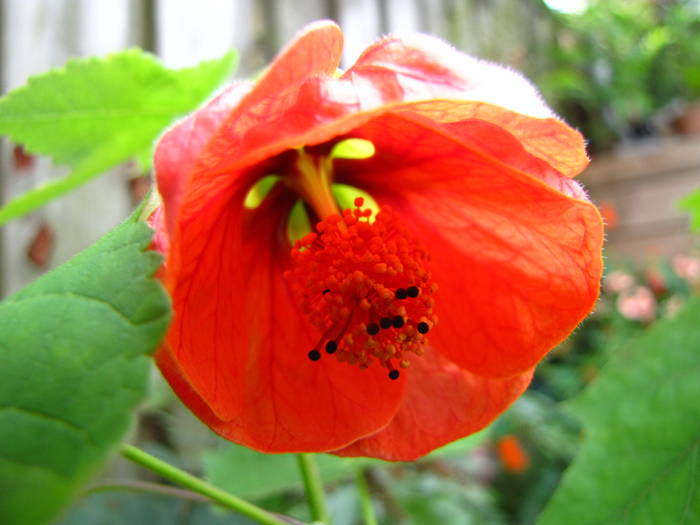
[121,445,289,525]
[296,453,331,524]
[355,467,378,525]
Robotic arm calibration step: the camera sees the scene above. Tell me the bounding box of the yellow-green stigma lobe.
[286,198,437,379]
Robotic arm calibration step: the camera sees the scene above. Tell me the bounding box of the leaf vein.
[0,405,97,448]
[600,434,700,524]
[681,442,700,524]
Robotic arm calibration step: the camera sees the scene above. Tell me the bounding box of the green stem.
[355,468,378,525]
[121,445,289,525]
[85,479,211,505]
[296,453,331,524]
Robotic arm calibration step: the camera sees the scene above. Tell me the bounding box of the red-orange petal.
[157,20,343,238]
[335,112,603,378]
[333,350,533,461]
[244,20,343,107]
[344,34,588,176]
[157,186,406,452]
[152,23,410,452]
[155,82,252,237]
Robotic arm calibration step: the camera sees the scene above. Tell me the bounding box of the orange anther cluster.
[286,198,437,379]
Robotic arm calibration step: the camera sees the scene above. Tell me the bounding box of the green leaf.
[538,297,700,525]
[0,216,171,525]
[679,186,700,232]
[0,48,237,224]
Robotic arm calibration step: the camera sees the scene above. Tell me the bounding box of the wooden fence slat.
[386,0,420,33]
[155,0,238,68]
[1,0,141,296]
[415,0,446,37]
[337,0,381,66]
[276,0,329,44]
[0,0,5,297]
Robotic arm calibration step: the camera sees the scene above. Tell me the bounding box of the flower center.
[283,147,437,380]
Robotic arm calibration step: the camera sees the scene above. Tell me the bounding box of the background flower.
[616,285,656,322]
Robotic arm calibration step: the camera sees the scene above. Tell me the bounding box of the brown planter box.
[580,136,700,259]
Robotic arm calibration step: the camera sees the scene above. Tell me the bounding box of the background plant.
[537,0,700,151]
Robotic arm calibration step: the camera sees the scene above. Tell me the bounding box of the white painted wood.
[441,0,471,51]
[74,0,135,56]
[228,0,260,75]
[386,0,420,33]
[337,0,381,66]
[416,0,447,37]
[1,0,140,295]
[276,0,330,44]
[156,0,239,68]
[3,0,71,91]
[2,0,77,296]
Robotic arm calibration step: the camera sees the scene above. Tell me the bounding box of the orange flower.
[497,434,530,473]
[150,22,603,460]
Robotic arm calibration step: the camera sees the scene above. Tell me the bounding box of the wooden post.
[0,0,6,297]
[141,0,157,54]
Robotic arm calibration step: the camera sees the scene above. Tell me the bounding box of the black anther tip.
[417,321,430,334]
[379,317,393,329]
[407,286,420,298]
[322,289,331,295]
[392,316,405,329]
[308,350,321,361]
[395,288,408,299]
[388,370,400,380]
[325,341,338,354]
[366,323,380,335]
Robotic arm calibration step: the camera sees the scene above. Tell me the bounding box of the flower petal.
[345,34,588,176]
[333,350,533,461]
[161,31,586,242]
[156,20,342,238]
[155,82,252,237]
[157,186,406,452]
[245,20,343,106]
[335,112,603,378]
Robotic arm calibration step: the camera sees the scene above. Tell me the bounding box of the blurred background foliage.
[536,0,700,152]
